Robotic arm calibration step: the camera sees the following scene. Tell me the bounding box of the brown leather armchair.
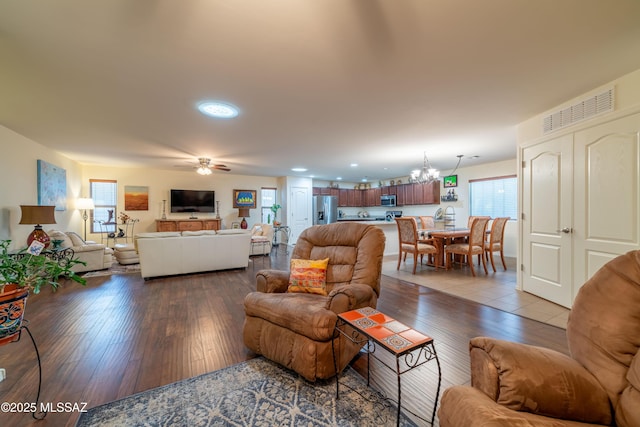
[243,222,385,381]
[438,250,640,426]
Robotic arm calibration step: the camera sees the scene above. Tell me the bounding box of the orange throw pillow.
[287,258,330,295]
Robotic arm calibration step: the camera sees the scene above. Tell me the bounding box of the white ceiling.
[2,0,640,182]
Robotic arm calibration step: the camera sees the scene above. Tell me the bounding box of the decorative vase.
[240,217,248,229]
[0,284,29,345]
[27,225,51,248]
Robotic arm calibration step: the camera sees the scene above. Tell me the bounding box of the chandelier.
[411,152,440,183]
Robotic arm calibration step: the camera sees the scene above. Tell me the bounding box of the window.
[469,175,517,220]
[260,188,277,224]
[90,179,117,233]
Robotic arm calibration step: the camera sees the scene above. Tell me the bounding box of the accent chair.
[243,222,386,381]
[438,250,640,426]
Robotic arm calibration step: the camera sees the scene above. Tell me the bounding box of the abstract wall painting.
[37,159,67,211]
[124,185,149,211]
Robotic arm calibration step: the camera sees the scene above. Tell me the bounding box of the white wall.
[518,68,640,144]
[0,125,84,249]
[80,165,280,242]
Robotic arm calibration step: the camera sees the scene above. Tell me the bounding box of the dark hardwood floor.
[0,250,568,427]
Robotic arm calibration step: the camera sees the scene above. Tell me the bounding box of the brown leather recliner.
[243,222,386,381]
[438,250,640,426]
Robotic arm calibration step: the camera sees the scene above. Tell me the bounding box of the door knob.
[559,227,571,233]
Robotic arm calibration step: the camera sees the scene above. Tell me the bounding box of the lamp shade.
[19,205,56,248]
[76,198,95,210]
[19,205,56,225]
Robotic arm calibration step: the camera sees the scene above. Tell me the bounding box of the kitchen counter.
[338,215,392,223]
[333,218,399,255]
[336,218,396,226]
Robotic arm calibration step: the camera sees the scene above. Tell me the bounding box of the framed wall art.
[233,189,256,209]
[443,175,458,188]
[124,185,149,210]
[37,159,67,211]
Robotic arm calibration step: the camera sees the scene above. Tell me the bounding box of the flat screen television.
[170,189,215,213]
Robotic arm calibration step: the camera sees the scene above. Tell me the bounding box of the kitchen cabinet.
[365,187,381,207]
[338,189,350,207]
[402,184,415,205]
[313,181,439,208]
[347,190,362,207]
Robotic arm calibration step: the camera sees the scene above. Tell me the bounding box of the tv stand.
[156,219,220,232]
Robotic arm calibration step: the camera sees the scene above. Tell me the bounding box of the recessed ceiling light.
[291,167,307,172]
[197,101,239,118]
[336,177,342,180]
[350,163,358,167]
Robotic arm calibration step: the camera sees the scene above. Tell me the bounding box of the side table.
[10,247,75,280]
[272,225,291,254]
[333,307,442,426]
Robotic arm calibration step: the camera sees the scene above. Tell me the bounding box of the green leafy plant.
[270,204,281,220]
[0,240,87,294]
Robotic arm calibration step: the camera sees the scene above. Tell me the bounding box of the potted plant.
[270,204,282,226]
[0,240,87,342]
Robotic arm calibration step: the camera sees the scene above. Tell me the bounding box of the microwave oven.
[380,195,396,207]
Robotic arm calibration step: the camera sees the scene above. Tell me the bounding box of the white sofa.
[135,229,252,279]
[47,230,114,273]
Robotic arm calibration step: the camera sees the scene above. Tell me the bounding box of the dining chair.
[467,216,491,229]
[445,217,490,276]
[463,215,491,264]
[395,217,437,274]
[419,215,435,229]
[485,217,509,272]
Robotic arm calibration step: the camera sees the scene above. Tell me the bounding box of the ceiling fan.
[194,157,230,175]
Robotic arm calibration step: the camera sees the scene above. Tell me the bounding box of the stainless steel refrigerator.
[313,195,338,225]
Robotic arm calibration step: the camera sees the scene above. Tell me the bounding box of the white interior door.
[289,186,310,244]
[573,113,640,293]
[522,135,574,308]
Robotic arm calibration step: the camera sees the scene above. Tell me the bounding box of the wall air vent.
[542,87,614,134]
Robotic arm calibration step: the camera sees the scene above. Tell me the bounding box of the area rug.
[82,263,140,278]
[75,357,416,426]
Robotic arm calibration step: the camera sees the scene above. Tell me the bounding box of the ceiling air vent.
[542,87,614,134]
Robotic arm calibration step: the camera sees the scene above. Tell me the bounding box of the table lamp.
[19,205,57,248]
[76,198,95,240]
[238,208,250,229]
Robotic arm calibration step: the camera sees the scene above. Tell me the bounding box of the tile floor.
[382,255,570,329]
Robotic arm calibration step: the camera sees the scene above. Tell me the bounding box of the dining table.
[418,228,475,269]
